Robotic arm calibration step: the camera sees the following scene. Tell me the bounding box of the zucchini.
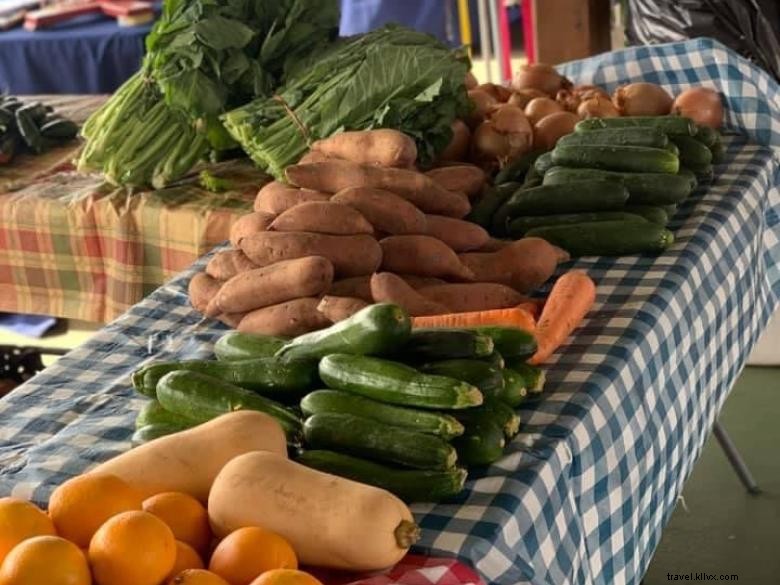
[131,357,317,400]
[526,220,674,256]
[496,368,528,407]
[455,398,520,439]
[276,303,411,362]
[671,135,712,172]
[303,413,458,470]
[509,211,646,237]
[297,450,468,502]
[319,354,483,409]
[494,151,541,184]
[214,332,286,361]
[401,328,494,360]
[505,361,546,394]
[156,370,302,440]
[466,182,520,228]
[557,126,668,148]
[131,424,183,445]
[543,166,693,205]
[135,400,197,430]
[575,116,697,136]
[452,421,505,466]
[15,109,44,154]
[551,144,679,174]
[623,205,669,225]
[419,359,504,399]
[479,351,505,369]
[39,118,78,140]
[474,326,537,359]
[533,151,555,175]
[300,389,464,439]
[694,124,718,147]
[503,181,629,216]
[16,103,47,125]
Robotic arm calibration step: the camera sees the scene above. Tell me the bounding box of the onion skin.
[525,97,564,125]
[472,105,534,167]
[533,111,579,151]
[507,88,548,109]
[612,82,673,116]
[672,87,724,129]
[511,63,572,96]
[556,89,580,112]
[478,83,513,103]
[472,121,511,163]
[573,84,609,100]
[467,89,498,127]
[465,71,479,90]
[577,95,620,118]
[439,119,471,162]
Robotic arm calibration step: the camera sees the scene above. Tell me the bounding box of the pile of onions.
[533,111,579,151]
[471,104,533,166]
[672,87,723,128]
[573,84,609,101]
[478,83,513,102]
[524,97,563,125]
[511,63,572,97]
[612,82,673,116]
[439,119,471,162]
[577,95,619,118]
[507,88,547,109]
[467,89,498,126]
[464,71,479,90]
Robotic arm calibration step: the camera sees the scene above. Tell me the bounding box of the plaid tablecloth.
[0,39,779,585]
[0,96,261,322]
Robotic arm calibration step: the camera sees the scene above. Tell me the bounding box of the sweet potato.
[311,129,417,168]
[240,232,382,278]
[424,215,489,252]
[419,283,527,312]
[370,273,449,317]
[217,312,247,328]
[230,211,275,247]
[458,237,566,292]
[316,295,370,322]
[379,235,474,281]
[330,187,427,235]
[478,238,512,252]
[205,249,258,281]
[238,297,331,337]
[188,272,222,313]
[270,201,373,235]
[209,256,334,315]
[397,275,446,289]
[327,276,373,302]
[285,161,470,218]
[255,182,330,214]
[298,150,333,164]
[425,165,485,198]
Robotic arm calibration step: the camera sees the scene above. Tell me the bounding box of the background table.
[0,39,778,585]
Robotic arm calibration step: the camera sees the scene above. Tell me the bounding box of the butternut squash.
[91,412,287,503]
[208,451,419,571]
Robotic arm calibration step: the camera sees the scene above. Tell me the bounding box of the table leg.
[712,420,761,494]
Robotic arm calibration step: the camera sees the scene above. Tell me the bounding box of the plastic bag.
[625,0,780,81]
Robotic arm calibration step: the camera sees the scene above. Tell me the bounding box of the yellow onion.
[507,88,548,109]
[533,111,579,150]
[555,89,580,112]
[672,87,724,128]
[573,84,609,100]
[472,120,511,163]
[577,95,620,118]
[439,119,471,162]
[524,97,563,125]
[478,83,513,103]
[612,82,673,116]
[511,63,572,96]
[472,105,533,166]
[467,89,498,127]
[464,71,479,90]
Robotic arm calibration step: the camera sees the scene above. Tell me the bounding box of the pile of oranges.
[0,473,323,585]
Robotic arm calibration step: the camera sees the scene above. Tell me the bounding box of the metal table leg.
[713,420,761,494]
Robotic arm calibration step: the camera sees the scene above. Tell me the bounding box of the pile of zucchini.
[0,95,79,164]
[470,116,723,257]
[129,303,545,503]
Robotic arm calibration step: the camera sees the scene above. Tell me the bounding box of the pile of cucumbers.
[470,116,723,257]
[130,303,545,503]
[0,95,79,164]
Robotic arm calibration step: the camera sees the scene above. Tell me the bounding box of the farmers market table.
[0,40,779,585]
[0,96,260,323]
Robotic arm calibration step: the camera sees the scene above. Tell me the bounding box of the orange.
[0,535,91,585]
[143,492,211,554]
[208,526,297,585]
[168,570,231,585]
[167,541,205,578]
[0,497,56,565]
[48,473,143,548]
[88,510,176,585]
[249,570,323,585]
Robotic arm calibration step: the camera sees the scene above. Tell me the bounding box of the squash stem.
[394,520,421,549]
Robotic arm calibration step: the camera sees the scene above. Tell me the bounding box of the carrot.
[411,305,536,332]
[527,270,596,365]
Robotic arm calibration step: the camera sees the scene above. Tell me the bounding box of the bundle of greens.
[221,25,472,179]
[78,0,339,189]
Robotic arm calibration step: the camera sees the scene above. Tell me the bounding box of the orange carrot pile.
[411,305,536,333]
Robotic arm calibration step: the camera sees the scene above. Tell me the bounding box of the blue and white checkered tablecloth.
[1,39,779,585]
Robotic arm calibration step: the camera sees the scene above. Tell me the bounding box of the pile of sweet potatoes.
[188,129,568,336]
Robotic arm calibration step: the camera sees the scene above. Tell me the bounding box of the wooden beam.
[530,0,612,65]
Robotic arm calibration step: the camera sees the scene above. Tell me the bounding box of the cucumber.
[671,135,712,172]
[419,359,504,399]
[551,144,679,174]
[215,332,286,361]
[455,398,520,439]
[401,328,494,360]
[131,357,317,400]
[452,421,505,466]
[156,370,302,440]
[664,142,680,156]
[558,126,668,148]
[505,361,546,394]
[479,351,505,369]
[503,181,629,216]
[623,205,669,225]
[303,413,458,470]
[575,116,697,136]
[490,199,514,237]
[526,220,674,256]
[710,138,725,164]
[543,166,692,205]
[663,204,678,217]
[135,400,197,430]
[319,354,483,410]
[497,368,528,407]
[300,389,464,439]
[694,124,718,147]
[508,212,645,237]
[533,151,555,175]
[131,424,183,445]
[494,151,541,184]
[297,450,468,502]
[677,167,698,190]
[466,182,520,228]
[276,303,411,362]
[522,172,543,189]
[474,326,537,359]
